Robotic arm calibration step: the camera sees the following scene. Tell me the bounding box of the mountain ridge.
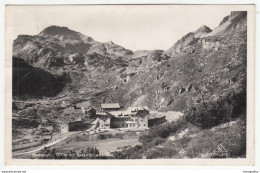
[13,11,247,113]
[165,11,246,56]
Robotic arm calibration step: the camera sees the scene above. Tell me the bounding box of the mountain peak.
[38,25,93,42]
[230,11,247,19]
[165,11,246,56]
[39,25,74,36]
[207,11,247,36]
[107,41,114,45]
[192,25,212,38]
[195,25,212,34]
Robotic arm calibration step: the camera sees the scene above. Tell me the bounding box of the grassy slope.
[143,117,246,159]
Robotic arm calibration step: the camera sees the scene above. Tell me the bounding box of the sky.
[6,5,236,51]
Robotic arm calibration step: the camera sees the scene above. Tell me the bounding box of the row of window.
[116,124,146,127]
[116,119,143,122]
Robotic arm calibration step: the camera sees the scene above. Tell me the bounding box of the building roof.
[108,111,125,117]
[127,106,149,112]
[101,103,120,109]
[96,111,108,116]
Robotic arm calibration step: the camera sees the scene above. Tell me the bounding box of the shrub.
[146,147,178,159]
[185,90,246,128]
[111,145,144,159]
[139,118,187,147]
[152,137,166,146]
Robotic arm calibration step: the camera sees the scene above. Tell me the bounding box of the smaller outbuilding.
[101,103,121,111]
[68,117,85,131]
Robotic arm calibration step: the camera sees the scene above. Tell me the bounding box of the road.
[12,136,68,156]
[12,131,79,157]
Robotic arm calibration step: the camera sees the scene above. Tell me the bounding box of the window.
[144,124,146,126]
[135,119,137,122]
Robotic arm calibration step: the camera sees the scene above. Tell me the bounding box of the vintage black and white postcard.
[4,4,255,166]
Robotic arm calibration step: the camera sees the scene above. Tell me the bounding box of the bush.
[146,147,178,159]
[139,119,188,147]
[185,90,246,128]
[111,145,144,159]
[152,137,166,146]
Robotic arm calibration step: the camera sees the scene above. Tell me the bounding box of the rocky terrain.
[12,11,247,158]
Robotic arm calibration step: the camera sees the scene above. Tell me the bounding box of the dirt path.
[12,131,79,157]
[12,136,68,156]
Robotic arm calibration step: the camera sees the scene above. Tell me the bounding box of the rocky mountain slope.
[165,25,212,56]
[12,11,247,115]
[13,25,133,70]
[165,11,246,56]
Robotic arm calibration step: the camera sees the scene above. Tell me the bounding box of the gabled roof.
[101,103,120,109]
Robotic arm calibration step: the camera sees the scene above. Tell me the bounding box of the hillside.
[91,11,247,113]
